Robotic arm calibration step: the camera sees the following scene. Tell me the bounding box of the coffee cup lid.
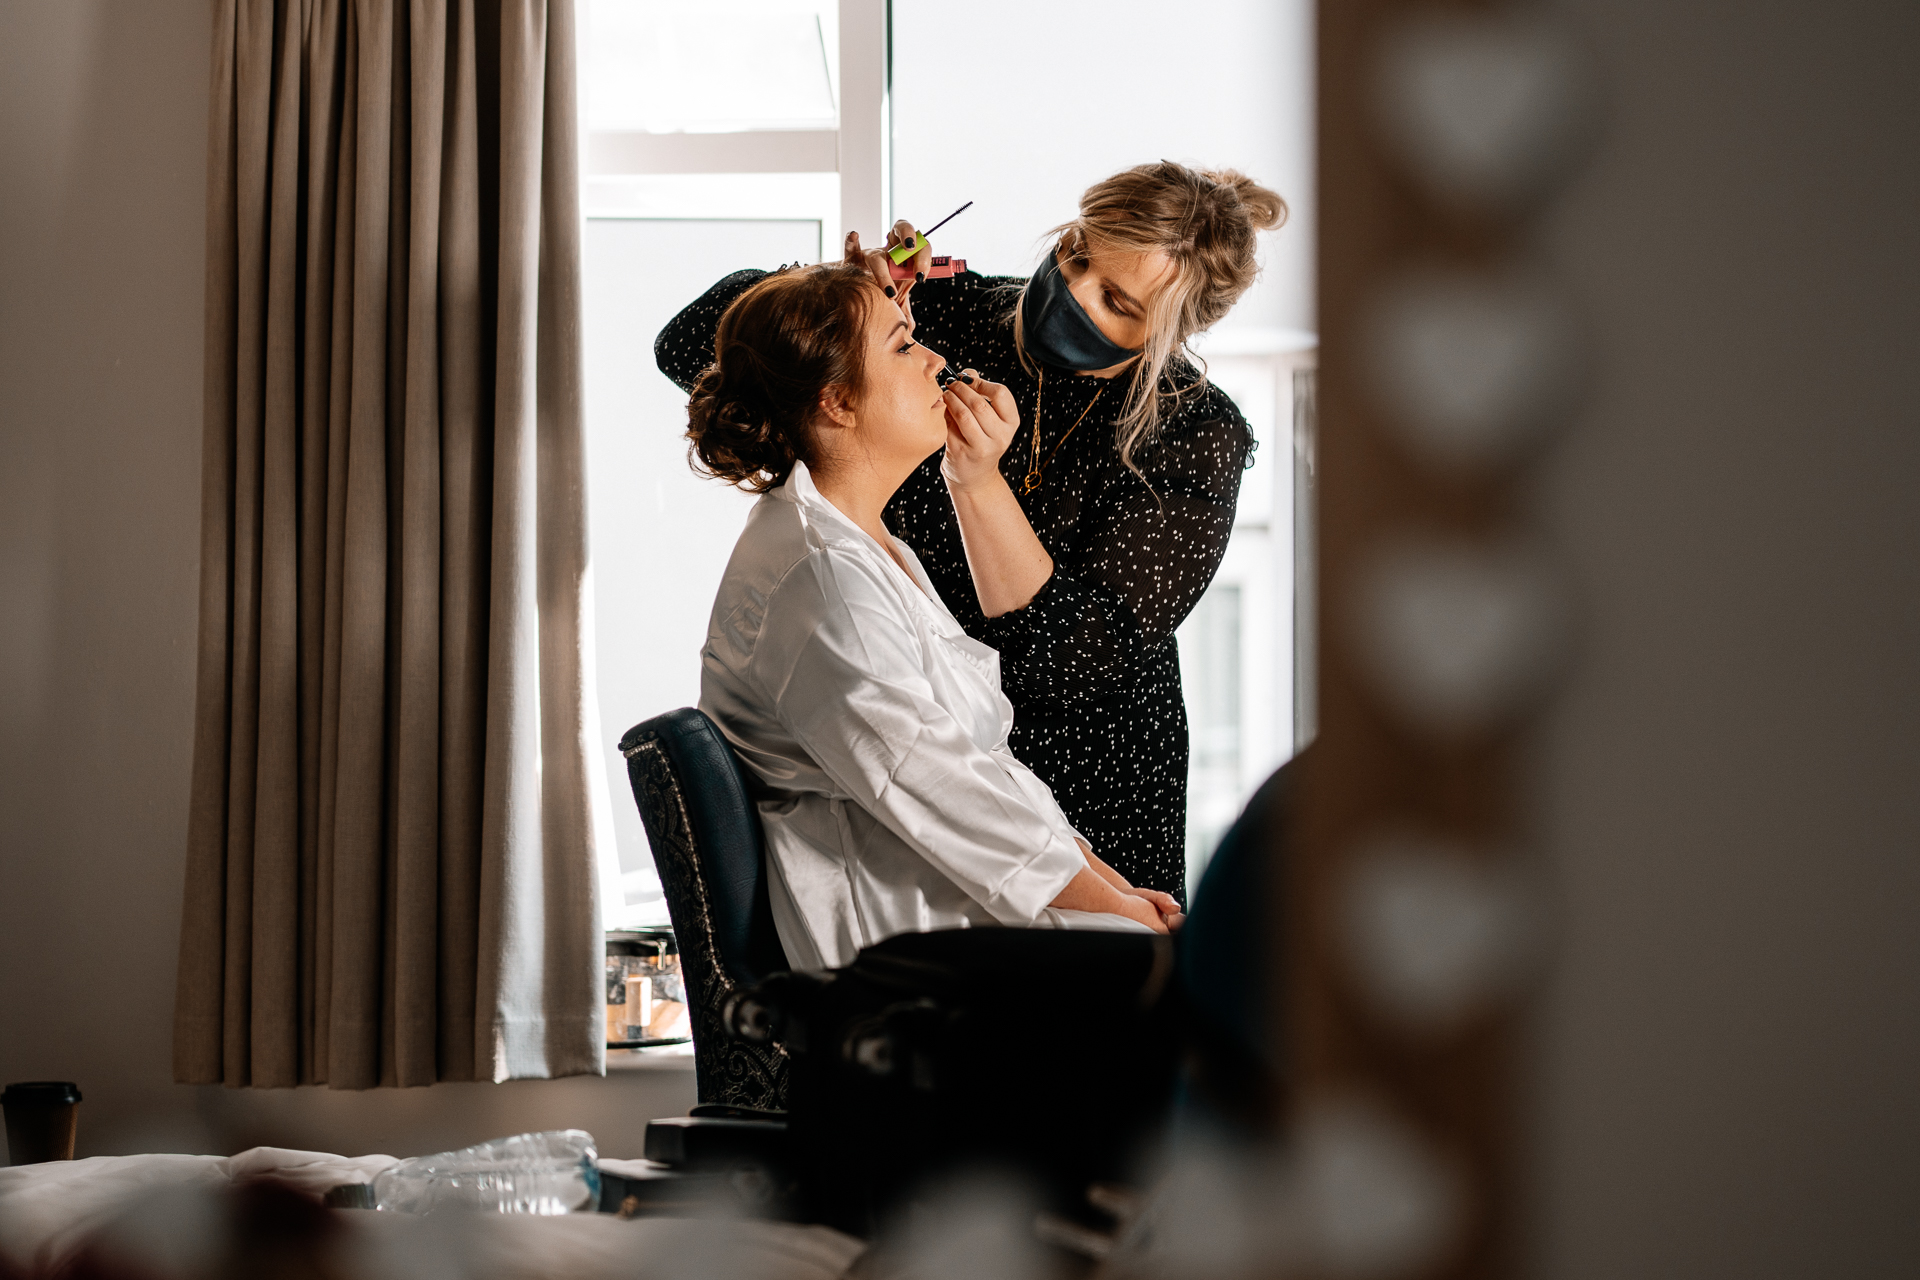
[3,1082,82,1104]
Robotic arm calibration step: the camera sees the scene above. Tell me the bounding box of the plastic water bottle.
[371,1129,601,1215]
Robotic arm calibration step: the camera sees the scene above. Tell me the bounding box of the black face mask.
[1020,250,1143,372]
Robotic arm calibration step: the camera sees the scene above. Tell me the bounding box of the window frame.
[582,0,890,238]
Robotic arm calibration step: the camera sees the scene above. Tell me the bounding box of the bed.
[0,1146,866,1280]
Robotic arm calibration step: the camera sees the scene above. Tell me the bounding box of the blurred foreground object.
[1301,0,1603,1274]
[1339,837,1545,1033]
[853,1099,1467,1280]
[729,929,1182,1237]
[1351,535,1571,736]
[1363,268,1584,474]
[1104,1100,1464,1279]
[1372,10,1599,215]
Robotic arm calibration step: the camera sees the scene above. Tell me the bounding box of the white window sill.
[606,1043,696,1072]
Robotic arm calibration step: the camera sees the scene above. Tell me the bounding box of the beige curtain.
[174,0,603,1089]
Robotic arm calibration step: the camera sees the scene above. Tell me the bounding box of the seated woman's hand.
[1124,887,1186,932]
[941,372,1020,494]
[1113,891,1173,935]
[1051,865,1170,934]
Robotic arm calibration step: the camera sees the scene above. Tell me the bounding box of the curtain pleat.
[393,0,445,1089]
[175,0,601,1090]
[530,0,602,1080]
[438,0,492,1085]
[251,0,310,1089]
[176,0,240,1091]
[296,0,345,1089]
[219,0,271,1090]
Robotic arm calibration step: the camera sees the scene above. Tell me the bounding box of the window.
[581,0,891,927]
[581,0,1315,921]
[1173,343,1316,897]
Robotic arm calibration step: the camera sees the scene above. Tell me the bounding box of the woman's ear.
[817,384,857,431]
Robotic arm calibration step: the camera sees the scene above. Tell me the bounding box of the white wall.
[890,0,1315,337]
[0,0,690,1164]
[1530,0,1920,1274]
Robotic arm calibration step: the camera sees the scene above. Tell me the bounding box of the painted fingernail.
[884,285,896,298]
[905,236,916,248]
[961,372,975,384]
[915,271,926,283]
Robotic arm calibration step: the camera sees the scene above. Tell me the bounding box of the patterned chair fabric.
[619,708,791,1110]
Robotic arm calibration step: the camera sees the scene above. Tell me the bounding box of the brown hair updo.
[686,262,875,493]
[1015,160,1288,473]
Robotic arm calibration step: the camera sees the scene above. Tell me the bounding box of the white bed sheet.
[0,1148,864,1280]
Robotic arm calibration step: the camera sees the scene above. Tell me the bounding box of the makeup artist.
[654,161,1287,902]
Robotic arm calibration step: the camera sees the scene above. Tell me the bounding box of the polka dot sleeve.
[976,407,1251,709]
[653,269,768,393]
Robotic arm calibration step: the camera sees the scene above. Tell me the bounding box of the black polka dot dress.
[655,269,1252,902]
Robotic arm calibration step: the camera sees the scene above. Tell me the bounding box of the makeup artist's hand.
[940,370,1019,493]
[843,230,909,320]
[843,221,932,318]
[885,218,934,286]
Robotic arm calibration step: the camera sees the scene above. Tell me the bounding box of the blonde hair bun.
[1201,166,1289,234]
[1022,160,1290,471]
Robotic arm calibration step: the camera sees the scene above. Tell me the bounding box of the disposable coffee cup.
[3,1081,82,1165]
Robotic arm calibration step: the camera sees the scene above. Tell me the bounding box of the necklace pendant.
[1022,470,1043,494]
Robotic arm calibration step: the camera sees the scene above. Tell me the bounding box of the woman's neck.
[1078,354,1141,379]
[810,461,911,564]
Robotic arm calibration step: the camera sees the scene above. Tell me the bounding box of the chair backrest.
[620,708,790,1110]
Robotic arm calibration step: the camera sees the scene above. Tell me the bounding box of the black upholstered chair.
[620,708,791,1111]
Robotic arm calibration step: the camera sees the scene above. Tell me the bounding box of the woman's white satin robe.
[699,462,1143,971]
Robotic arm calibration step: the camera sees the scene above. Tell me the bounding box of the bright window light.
[584,0,838,134]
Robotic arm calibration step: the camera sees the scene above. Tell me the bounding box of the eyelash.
[1104,291,1130,317]
[897,339,918,354]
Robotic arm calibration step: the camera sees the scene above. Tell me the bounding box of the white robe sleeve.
[749,550,1087,925]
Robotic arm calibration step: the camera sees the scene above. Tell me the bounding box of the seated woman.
[689,262,1181,971]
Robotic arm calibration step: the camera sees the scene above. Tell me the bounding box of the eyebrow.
[1103,279,1145,314]
[886,319,909,340]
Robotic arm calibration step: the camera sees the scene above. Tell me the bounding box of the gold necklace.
[1022,368,1107,494]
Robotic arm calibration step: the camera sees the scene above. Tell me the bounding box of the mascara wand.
[890,200,974,265]
[919,200,974,240]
